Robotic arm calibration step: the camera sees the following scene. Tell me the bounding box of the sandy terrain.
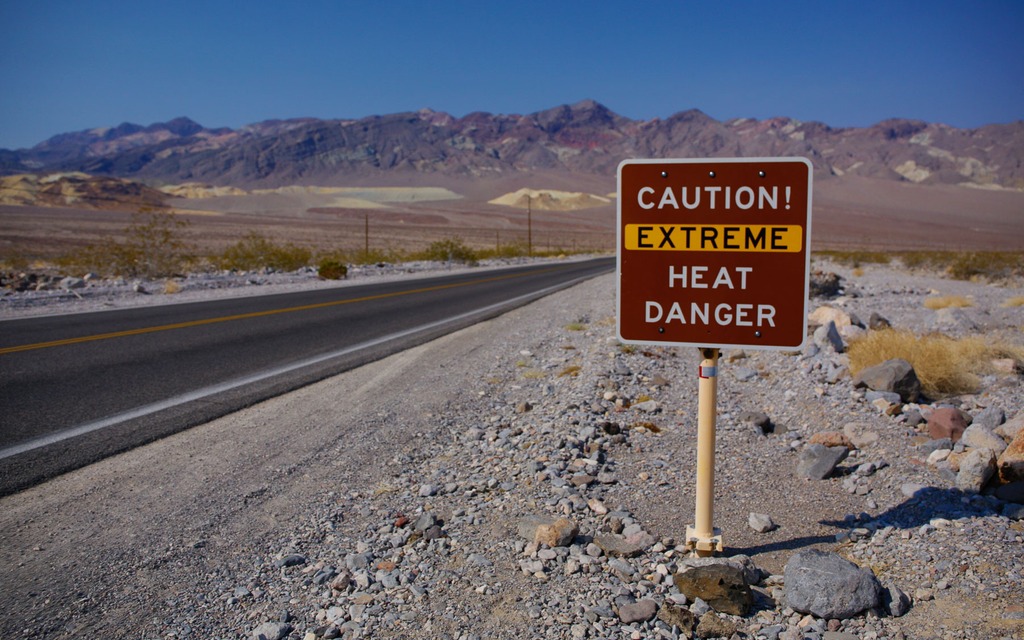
[1,175,1022,265]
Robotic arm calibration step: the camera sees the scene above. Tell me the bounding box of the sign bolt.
[758,170,766,178]
[661,171,668,178]
[708,171,716,178]
[755,331,762,338]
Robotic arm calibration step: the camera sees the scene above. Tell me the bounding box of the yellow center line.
[1,267,562,356]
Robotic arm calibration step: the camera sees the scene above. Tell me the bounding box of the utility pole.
[527,195,532,257]
[364,214,369,257]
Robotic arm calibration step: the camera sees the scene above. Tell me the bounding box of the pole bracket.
[683,525,723,556]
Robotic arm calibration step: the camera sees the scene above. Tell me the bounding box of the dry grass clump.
[848,329,1024,397]
[1002,296,1024,308]
[900,251,1024,281]
[923,295,973,309]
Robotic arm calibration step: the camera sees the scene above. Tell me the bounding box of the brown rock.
[928,407,968,443]
[617,598,658,624]
[593,532,656,558]
[997,429,1024,484]
[996,413,1024,442]
[657,603,695,632]
[695,612,737,639]
[518,515,578,547]
[674,564,752,616]
[809,305,853,328]
[843,423,880,448]
[809,431,855,448]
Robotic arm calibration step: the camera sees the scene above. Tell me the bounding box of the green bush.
[58,211,194,278]
[317,259,348,280]
[417,238,477,264]
[215,233,312,272]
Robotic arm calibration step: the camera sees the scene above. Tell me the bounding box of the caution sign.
[617,157,813,350]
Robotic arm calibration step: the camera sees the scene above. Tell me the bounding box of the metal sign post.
[686,347,723,556]
[616,157,813,557]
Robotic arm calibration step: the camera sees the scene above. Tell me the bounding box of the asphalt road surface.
[0,257,613,494]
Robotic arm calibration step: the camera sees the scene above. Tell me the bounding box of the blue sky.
[1,0,1022,150]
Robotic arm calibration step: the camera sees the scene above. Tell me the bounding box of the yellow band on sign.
[624,224,802,252]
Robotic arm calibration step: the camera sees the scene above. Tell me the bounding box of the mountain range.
[2,100,1022,191]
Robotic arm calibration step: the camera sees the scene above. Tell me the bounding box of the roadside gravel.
[1,259,1022,640]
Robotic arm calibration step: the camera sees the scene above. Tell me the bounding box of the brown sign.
[617,157,813,350]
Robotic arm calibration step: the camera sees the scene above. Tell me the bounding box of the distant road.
[0,257,613,494]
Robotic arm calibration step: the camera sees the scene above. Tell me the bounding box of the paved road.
[0,257,613,493]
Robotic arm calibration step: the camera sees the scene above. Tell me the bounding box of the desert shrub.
[1002,296,1024,308]
[417,238,477,264]
[216,233,312,272]
[897,251,1024,281]
[477,242,531,260]
[348,248,407,265]
[317,259,348,280]
[847,329,1024,397]
[923,295,973,310]
[946,252,1024,281]
[58,211,194,278]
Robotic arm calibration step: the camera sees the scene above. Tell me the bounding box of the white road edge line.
[0,276,593,460]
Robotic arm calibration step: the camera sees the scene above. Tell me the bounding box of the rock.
[809,305,853,328]
[864,390,902,405]
[418,483,438,497]
[695,611,737,639]
[994,481,1024,504]
[518,516,578,547]
[1005,503,1024,520]
[995,413,1024,442]
[732,366,759,382]
[633,399,659,412]
[673,564,752,616]
[813,320,845,353]
[796,444,849,480]
[414,513,440,532]
[749,512,776,533]
[252,622,292,640]
[918,437,953,456]
[809,271,842,298]
[853,358,920,402]
[928,407,969,443]
[992,358,1020,374]
[997,429,1024,484]
[839,325,867,342]
[274,554,306,568]
[868,312,891,330]
[679,555,763,586]
[883,583,912,617]
[972,406,1006,430]
[593,531,656,558]
[739,410,773,434]
[60,276,85,290]
[843,423,879,449]
[961,424,1008,455]
[933,307,978,332]
[617,598,657,623]
[587,498,609,515]
[657,602,695,631]
[784,549,882,619]
[809,431,854,449]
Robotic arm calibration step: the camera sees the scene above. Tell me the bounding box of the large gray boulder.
[784,549,882,619]
[853,358,921,402]
[796,444,849,480]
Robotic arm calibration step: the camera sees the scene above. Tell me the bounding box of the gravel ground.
[1,259,1023,640]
